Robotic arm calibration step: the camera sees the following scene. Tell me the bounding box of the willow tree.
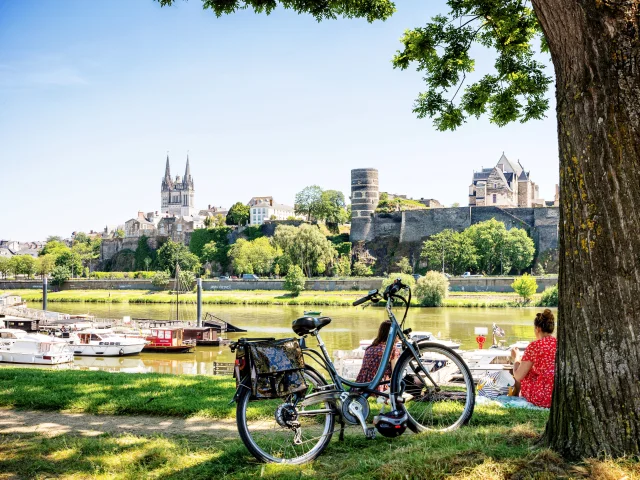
[157,0,640,458]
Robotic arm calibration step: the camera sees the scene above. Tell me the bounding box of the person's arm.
[513,360,533,381]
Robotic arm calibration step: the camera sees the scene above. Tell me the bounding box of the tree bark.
[531,0,640,458]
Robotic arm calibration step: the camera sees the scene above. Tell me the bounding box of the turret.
[350,168,379,242]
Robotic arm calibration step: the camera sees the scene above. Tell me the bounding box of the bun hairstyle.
[534,309,555,334]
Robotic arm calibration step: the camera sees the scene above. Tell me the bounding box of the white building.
[248,197,295,225]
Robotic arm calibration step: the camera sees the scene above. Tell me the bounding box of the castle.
[468,153,543,208]
[161,154,196,217]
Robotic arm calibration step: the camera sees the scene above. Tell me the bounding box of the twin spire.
[164,153,192,187]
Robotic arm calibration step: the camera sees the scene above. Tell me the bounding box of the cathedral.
[161,155,196,217]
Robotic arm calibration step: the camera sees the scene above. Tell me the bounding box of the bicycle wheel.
[391,342,475,432]
[236,366,336,464]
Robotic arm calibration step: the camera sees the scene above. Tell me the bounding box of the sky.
[0,0,559,241]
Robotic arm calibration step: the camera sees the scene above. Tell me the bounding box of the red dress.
[520,336,557,408]
[356,342,400,390]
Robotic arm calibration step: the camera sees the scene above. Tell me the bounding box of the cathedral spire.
[164,153,171,180]
[184,153,191,185]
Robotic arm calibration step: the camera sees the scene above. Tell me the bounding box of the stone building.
[161,154,196,217]
[469,153,544,207]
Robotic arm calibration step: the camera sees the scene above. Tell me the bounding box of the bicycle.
[230,278,475,464]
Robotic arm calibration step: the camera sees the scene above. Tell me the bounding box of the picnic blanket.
[476,394,548,410]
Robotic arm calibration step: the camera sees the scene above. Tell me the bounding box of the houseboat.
[183,327,223,346]
[67,330,147,356]
[143,327,195,353]
[0,329,74,365]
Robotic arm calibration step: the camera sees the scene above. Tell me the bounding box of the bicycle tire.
[391,342,475,433]
[236,366,336,464]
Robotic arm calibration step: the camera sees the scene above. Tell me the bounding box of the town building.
[161,154,196,217]
[469,153,544,207]
[248,197,295,225]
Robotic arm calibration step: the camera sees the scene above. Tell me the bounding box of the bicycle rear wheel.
[391,342,475,432]
[236,367,336,464]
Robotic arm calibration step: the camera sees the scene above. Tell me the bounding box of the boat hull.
[71,343,146,357]
[142,345,194,353]
[0,351,74,365]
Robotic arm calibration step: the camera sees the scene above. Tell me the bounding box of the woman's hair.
[371,320,392,347]
[534,309,555,334]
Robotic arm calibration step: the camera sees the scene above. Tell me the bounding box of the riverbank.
[2,288,545,308]
[0,370,636,479]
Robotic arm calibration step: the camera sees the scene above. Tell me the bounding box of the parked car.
[461,272,483,277]
[242,274,260,281]
[412,274,422,281]
[218,276,230,281]
[230,275,239,280]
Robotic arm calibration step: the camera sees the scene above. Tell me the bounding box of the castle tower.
[161,154,196,217]
[350,168,379,242]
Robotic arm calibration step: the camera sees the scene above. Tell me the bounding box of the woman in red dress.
[356,320,401,390]
[510,309,557,408]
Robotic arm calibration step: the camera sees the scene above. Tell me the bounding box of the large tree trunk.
[532,0,640,458]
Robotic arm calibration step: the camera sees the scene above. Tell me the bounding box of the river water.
[9,302,554,375]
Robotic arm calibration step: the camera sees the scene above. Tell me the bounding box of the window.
[493,194,497,203]
[494,183,497,189]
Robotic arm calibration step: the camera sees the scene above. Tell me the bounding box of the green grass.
[2,412,639,479]
[3,288,548,308]
[4,289,370,307]
[0,368,238,418]
[0,369,637,478]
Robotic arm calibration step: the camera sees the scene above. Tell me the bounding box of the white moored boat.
[0,329,74,365]
[67,330,147,356]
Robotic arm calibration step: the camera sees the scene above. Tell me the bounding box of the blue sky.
[0,0,559,241]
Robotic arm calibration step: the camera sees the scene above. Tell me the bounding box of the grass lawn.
[3,288,549,308]
[0,369,637,479]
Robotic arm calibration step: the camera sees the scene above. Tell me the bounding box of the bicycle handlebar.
[352,289,378,306]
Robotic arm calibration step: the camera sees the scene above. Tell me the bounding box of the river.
[5,302,555,375]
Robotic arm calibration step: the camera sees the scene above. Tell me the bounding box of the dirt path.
[0,408,239,439]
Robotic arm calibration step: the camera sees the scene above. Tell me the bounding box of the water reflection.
[17,302,555,375]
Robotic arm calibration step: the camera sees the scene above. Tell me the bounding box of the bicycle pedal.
[365,427,376,440]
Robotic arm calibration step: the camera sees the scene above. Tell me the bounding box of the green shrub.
[51,266,70,286]
[151,271,171,289]
[352,261,373,277]
[415,272,449,307]
[395,257,413,274]
[381,273,416,291]
[284,265,306,296]
[539,284,558,307]
[511,273,538,302]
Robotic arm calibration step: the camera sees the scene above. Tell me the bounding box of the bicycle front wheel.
[391,342,475,432]
[236,366,336,464]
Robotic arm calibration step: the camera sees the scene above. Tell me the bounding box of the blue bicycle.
[233,279,475,463]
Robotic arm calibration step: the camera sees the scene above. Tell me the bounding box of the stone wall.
[0,276,557,293]
[352,206,559,261]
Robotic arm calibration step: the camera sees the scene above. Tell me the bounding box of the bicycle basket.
[233,338,307,400]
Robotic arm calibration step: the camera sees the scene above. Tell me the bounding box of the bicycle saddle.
[292,316,332,336]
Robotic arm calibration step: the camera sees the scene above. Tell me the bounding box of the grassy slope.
[0,369,637,479]
[3,288,544,308]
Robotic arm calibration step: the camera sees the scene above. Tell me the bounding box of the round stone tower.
[350,168,379,242]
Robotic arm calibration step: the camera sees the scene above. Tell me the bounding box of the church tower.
[161,154,196,217]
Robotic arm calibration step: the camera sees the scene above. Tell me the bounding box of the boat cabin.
[76,332,106,344]
[2,316,40,332]
[183,327,218,345]
[146,328,186,347]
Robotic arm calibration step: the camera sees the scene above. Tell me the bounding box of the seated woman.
[356,320,401,391]
[510,309,557,408]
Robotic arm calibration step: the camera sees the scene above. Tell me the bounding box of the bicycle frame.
[300,294,439,409]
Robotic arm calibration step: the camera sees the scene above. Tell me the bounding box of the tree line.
[421,219,535,276]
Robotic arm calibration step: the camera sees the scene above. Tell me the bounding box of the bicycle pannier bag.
[234,338,307,399]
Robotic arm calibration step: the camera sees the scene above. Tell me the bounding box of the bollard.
[197,278,202,327]
[43,277,48,311]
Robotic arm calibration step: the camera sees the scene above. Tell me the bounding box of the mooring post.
[43,276,48,311]
[197,278,202,327]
